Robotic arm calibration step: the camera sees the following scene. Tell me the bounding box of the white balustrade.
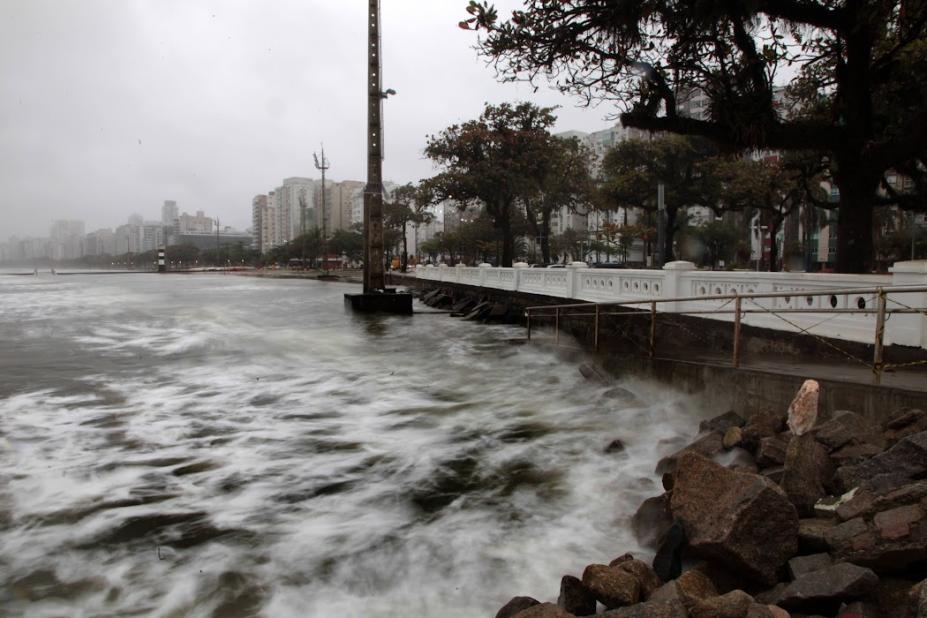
[416,260,927,348]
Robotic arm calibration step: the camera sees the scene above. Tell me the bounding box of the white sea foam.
[0,273,704,617]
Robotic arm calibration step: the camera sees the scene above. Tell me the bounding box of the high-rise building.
[329,181,365,233]
[84,229,116,256]
[49,220,85,260]
[161,200,178,228]
[176,210,214,234]
[140,222,164,252]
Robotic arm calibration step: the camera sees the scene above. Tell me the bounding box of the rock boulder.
[776,561,879,614]
[557,575,595,616]
[787,379,820,436]
[581,564,640,609]
[781,433,835,516]
[669,452,799,585]
[496,596,540,618]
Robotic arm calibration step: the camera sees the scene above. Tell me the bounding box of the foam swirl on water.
[0,273,702,617]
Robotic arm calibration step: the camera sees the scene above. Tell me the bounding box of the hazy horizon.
[1,0,615,239]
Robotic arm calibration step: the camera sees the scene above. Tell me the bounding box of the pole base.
[344,291,413,314]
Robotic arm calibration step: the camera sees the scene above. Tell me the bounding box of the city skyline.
[0,1,613,238]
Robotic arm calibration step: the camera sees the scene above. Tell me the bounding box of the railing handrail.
[522,284,927,384]
[524,284,927,313]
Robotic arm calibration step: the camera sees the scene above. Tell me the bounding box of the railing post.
[873,287,887,384]
[594,304,600,352]
[555,307,560,346]
[661,261,696,311]
[526,309,532,342]
[649,301,656,359]
[890,260,927,348]
[732,294,742,368]
[479,262,491,286]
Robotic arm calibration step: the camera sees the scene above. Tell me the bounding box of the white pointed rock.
[788,379,820,436]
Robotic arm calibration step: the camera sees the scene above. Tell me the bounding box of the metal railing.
[524,285,927,385]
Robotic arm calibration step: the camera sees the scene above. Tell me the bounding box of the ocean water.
[0,272,703,617]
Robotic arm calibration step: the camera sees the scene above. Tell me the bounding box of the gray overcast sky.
[1,0,614,237]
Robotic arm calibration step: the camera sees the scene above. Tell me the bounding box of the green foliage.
[599,135,722,262]
[328,229,365,264]
[684,220,741,269]
[468,0,927,271]
[423,101,557,266]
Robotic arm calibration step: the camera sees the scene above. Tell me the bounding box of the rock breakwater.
[495,379,927,617]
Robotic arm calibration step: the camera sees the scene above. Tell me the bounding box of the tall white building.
[161,200,178,228]
[49,220,85,260]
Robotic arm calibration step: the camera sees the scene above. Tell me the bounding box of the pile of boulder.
[494,380,927,617]
[418,288,516,322]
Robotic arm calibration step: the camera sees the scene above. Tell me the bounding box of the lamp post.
[313,147,330,270]
[656,182,666,267]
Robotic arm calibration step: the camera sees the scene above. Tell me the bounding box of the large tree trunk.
[664,206,678,263]
[500,216,514,267]
[768,215,783,272]
[833,169,878,273]
[400,231,408,272]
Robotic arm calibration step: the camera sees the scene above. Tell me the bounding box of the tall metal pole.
[656,182,665,267]
[364,0,386,293]
[314,146,329,269]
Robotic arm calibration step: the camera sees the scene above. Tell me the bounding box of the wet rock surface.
[493,382,927,618]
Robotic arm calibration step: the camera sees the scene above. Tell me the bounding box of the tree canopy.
[465,0,927,272]
[423,101,557,267]
[599,135,722,263]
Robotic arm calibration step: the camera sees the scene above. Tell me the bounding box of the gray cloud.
[0,0,612,237]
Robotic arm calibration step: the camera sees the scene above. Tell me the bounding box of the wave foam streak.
[0,274,702,617]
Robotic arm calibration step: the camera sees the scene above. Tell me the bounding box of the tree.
[424,101,556,266]
[686,220,741,269]
[600,135,722,263]
[522,135,596,263]
[466,0,927,272]
[384,183,436,271]
[716,152,827,271]
[328,229,365,265]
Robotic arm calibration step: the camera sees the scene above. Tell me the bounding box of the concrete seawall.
[396,273,927,422]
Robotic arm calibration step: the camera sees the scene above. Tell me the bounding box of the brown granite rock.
[834,431,927,493]
[557,575,595,616]
[723,426,744,449]
[884,408,927,447]
[824,482,927,572]
[756,437,788,468]
[513,602,575,618]
[581,564,640,609]
[670,452,799,585]
[798,517,836,553]
[630,494,672,550]
[781,433,835,516]
[700,411,747,434]
[613,558,662,600]
[776,561,879,614]
[656,431,725,475]
[787,552,833,579]
[496,596,540,618]
[690,589,755,618]
[649,569,718,610]
[599,599,687,617]
[742,410,787,452]
[813,410,882,452]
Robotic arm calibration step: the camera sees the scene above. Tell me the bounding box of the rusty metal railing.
[524,285,927,385]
